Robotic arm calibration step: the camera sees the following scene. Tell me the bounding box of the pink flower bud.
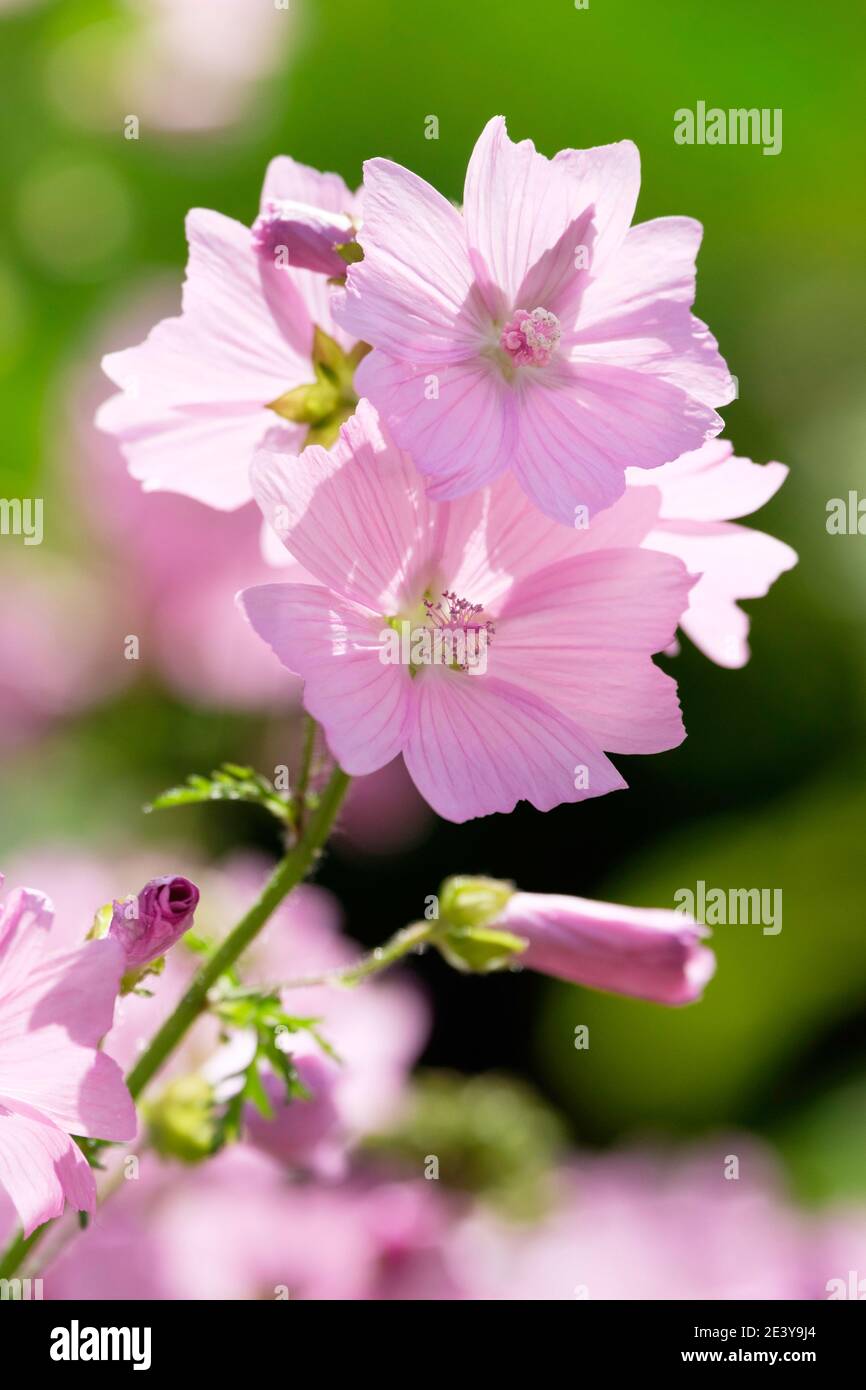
[109,875,199,969]
[252,198,357,276]
[499,892,715,1005]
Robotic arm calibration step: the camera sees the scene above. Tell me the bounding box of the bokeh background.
[1,0,865,1296]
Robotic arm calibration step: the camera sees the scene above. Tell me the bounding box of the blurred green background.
[1,0,864,1212]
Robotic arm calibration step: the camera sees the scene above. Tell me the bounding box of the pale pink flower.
[497,890,714,1004]
[97,158,358,512]
[627,439,798,667]
[239,400,694,823]
[0,876,136,1236]
[335,116,732,524]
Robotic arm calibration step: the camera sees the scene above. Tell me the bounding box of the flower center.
[387,591,494,675]
[499,307,561,367]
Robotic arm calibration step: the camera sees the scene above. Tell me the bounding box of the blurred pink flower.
[499,890,715,1004]
[97,159,358,512]
[0,554,130,749]
[453,1142,822,1300]
[44,1147,466,1301]
[240,400,693,822]
[0,875,135,1235]
[627,439,798,667]
[335,116,731,524]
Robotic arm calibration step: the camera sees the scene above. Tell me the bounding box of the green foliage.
[145,764,293,825]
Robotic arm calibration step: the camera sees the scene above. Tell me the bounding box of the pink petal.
[99,208,317,508]
[334,158,485,362]
[238,583,413,775]
[500,892,716,1004]
[513,362,723,524]
[249,401,438,613]
[0,935,125,1050]
[261,156,360,219]
[628,440,790,522]
[0,1033,135,1141]
[462,116,596,315]
[0,1099,96,1237]
[645,520,797,668]
[493,549,693,753]
[553,138,641,275]
[355,352,515,499]
[403,668,625,823]
[96,396,298,511]
[571,217,734,408]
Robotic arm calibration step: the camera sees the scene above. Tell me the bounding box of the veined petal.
[356,353,515,500]
[335,158,485,362]
[238,583,413,775]
[0,1099,97,1237]
[553,139,641,275]
[0,1033,135,1141]
[492,549,693,753]
[403,668,625,823]
[463,116,596,314]
[513,362,723,524]
[250,401,439,613]
[572,217,734,408]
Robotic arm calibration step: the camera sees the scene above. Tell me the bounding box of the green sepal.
[437,924,528,975]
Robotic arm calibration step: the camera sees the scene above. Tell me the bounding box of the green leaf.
[145,763,293,824]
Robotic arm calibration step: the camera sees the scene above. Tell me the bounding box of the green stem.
[293,714,318,838]
[0,761,350,1282]
[127,763,349,1100]
[280,920,436,990]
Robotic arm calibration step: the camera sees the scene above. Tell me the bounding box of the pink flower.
[335,116,732,524]
[0,876,136,1235]
[243,1055,347,1179]
[239,400,694,823]
[109,875,200,970]
[97,157,359,511]
[627,439,798,667]
[498,890,715,1004]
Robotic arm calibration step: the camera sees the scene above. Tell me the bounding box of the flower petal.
[644,520,797,668]
[238,583,413,775]
[249,401,439,613]
[335,159,485,362]
[403,668,625,823]
[513,362,723,524]
[493,548,693,753]
[628,440,789,522]
[462,116,596,314]
[571,217,734,408]
[0,1099,96,1237]
[356,352,514,499]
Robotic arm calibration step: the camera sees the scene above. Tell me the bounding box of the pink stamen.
[423,591,495,670]
[499,307,561,367]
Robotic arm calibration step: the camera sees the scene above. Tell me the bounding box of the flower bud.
[109,874,199,970]
[252,198,359,277]
[498,892,715,1005]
